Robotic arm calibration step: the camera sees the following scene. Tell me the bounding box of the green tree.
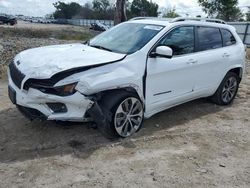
[91,0,114,20]
[198,0,243,21]
[246,7,250,21]
[53,1,81,19]
[93,0,110,12]
[114,0,127,25]
[75,3,94,19]
[130,0,158,17]
[163,8,180,18]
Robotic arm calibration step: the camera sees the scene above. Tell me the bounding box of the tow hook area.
[17,105,47,121]
[87,102,107,127]
[86,102,113,138]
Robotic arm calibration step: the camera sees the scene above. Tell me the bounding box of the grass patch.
[0,28,51,38]
[57,30,93,41]
[0,27,94,41]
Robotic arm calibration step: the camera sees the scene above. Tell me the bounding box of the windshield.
[89,23,163,54]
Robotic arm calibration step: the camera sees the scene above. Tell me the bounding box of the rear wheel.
[211,72,239,105]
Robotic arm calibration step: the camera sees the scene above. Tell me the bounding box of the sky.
[0,0,249,17]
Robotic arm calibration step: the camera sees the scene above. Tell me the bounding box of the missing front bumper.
[17,105,47,121]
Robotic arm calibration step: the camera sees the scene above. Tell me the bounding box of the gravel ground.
[0,21,96,78]
[0,37,74,78]
[0,23,250,188]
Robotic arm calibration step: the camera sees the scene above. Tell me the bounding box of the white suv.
[8,18,245,138]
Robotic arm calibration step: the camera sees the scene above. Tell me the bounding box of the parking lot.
[0,22,250,187]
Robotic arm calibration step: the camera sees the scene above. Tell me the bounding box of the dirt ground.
[0,22,250,187]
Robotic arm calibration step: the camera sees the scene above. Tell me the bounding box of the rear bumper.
[8,72,94,122]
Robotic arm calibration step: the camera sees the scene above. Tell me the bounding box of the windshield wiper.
[89,45,113,52]
[83,40,89,45]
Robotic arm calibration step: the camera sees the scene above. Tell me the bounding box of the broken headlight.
[34,82,77,96]
[54,83,77,96]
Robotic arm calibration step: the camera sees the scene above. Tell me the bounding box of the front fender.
[75,66,144,101]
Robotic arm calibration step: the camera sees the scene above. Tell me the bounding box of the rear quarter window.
[221,29,236,46]
[197,26,222,51]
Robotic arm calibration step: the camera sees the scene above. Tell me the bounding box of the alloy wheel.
[222,76,237,103]
[114,97,143,137]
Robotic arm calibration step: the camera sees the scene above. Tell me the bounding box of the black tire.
[211,72,240,105]
[98,91,144,138]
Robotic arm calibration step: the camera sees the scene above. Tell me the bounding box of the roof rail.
[171,17,226,24]
[129,17,172,21]
[129,17,147,21]
[129,17,226,24]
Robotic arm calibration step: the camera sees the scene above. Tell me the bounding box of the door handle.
[187,59,198,64]
[223,53,230,58]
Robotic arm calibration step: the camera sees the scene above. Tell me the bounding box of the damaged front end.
[17,105,48,121]
[86,102,109,131]
[8,73,95,123]
[8,46,143,131]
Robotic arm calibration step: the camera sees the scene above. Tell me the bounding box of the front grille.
[23,78,55,90]
[9,61,25,89]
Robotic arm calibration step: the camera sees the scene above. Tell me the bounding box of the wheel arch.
[227,67,243,82]
[86,86,145,138]
[90,86,144,105]
[212,65,243,98]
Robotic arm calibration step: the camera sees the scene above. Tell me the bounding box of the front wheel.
[114,97,143,137]
[99,92,144,138]
[211,72,240,105]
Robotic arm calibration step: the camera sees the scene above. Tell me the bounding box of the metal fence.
[59,19,114,27]
[229,22,250,46]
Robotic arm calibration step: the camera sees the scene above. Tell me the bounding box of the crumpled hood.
[15,43,126,79]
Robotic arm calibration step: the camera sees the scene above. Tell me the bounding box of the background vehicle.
[90,22,109,31]
[0,16,17,25]
[8,18,245,138]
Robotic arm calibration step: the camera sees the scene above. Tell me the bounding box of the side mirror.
[150,46,173,58]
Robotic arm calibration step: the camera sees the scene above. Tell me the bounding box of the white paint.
[15,43,126,79]
[8,19,245,122]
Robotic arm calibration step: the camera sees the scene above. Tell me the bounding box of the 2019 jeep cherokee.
[8,18,245,138]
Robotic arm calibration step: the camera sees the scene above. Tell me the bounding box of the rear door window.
[197,27,222,51]
[221,29,236,46]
